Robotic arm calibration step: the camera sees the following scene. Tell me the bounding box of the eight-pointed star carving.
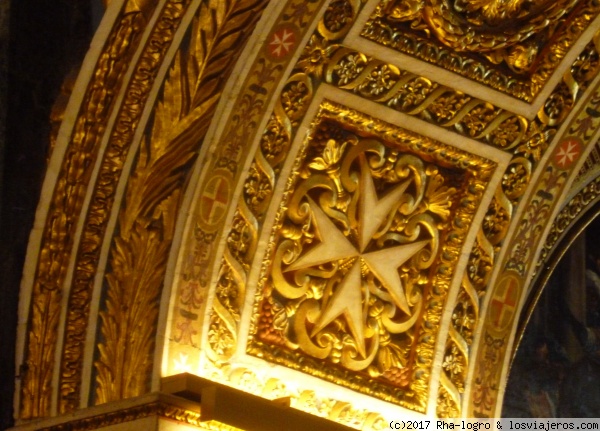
[286,163,429,357]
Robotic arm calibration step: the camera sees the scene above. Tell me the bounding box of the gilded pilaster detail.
[93,0,270,404]
[57,0,193,412]
[20,0,157,419]
[193,0,600,416]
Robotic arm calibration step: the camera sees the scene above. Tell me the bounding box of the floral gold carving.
[437,31,600,416]
[56,0,192,412]
[362,0,600,101]
[201,2,600,387]
[21,0,600,421]
[248,100,496,412]
[324,47,530,150]
[20,0,158,419]
[93,0,270,404]
[202,0,353,365]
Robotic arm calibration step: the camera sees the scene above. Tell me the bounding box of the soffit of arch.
[165,0,600,420]
[14,0,600,427]
[527,139,600,305]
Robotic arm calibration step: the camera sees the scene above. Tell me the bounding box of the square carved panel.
[247,100,496,412]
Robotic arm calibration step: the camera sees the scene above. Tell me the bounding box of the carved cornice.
[35,402,203,431]
[20,394,237,431]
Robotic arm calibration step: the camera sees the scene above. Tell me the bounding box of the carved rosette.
[248,100,496,412]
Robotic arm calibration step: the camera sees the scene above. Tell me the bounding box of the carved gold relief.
[94,0,270,404]
[362,0,600,101]
[469,84,600,417]
[203,0,355,365]
[56,0,190,412]
[575,142,600,181]
[535,166,600,278]
[20,1,157,419]
[199,1,600,387]
[22,0,600,423]
[323,47,530,149]
[248,100,496,411]
[437,34,600,414]
[206,75,315,364]
[320,26,600,208]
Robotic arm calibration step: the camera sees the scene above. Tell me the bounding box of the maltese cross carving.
[286,162,428,357]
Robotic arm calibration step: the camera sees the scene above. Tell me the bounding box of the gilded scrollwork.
[437,383,461,418]
[386,0,579,53]
[534,171,600,278]
[25,0,600,423]
[470,84,600,417]
[205,0,354,364]
[319,26,600,210]
[324,48,530,151]
[437,278,479,417]
[362,0,600,101]
[202,5,600,405]
[248,100,495,411]
[438,37,600,416]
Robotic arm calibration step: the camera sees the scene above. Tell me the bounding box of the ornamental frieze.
[362,0,600,101]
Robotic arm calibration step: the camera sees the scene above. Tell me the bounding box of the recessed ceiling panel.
[247,99,498,412]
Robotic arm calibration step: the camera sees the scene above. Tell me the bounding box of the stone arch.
[11,0,600,427]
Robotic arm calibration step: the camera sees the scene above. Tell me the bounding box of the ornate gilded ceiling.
[363,0,600,101]
[12,0,600,428]
[247,99,499,412]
